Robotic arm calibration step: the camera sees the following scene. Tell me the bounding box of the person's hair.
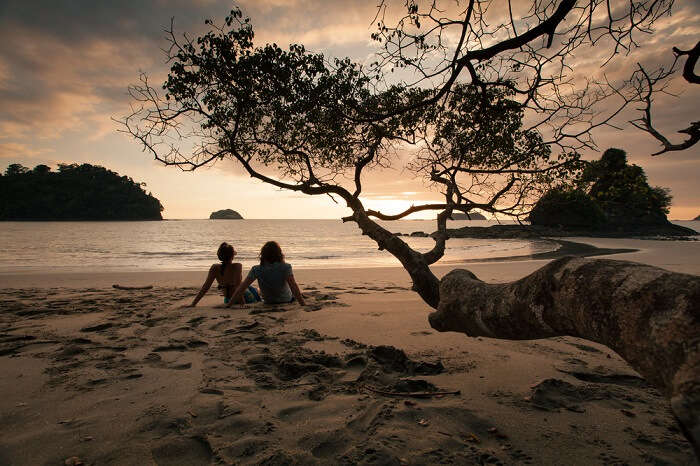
[217,242,235,272]
[259,241,284,265]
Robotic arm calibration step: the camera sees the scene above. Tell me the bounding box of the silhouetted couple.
[187,241,305,307]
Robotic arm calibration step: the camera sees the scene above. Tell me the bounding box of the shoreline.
[0,238,639,289]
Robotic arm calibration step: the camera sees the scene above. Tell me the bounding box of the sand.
[0,238,698,465]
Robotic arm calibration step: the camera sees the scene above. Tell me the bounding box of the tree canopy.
[123,7,591,306]
[529,188,607,228]
[530,148,671,228]
[122,2,692,306]
[0,163,164,221]
[531,148,672,228]
[581,148,672,225]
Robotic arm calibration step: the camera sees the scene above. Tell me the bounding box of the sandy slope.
[0,238,698,465]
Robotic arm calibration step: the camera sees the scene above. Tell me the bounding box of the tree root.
[429,256,699,455]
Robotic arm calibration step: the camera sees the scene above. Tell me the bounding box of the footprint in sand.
[170,326,195,335]
[153,344,188,352]
[208,320,233,331]
[151,438,214,465]
[80,323,113,332]
[168,362,192,370]
[187,316,207,327]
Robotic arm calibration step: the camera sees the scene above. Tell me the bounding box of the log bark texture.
[429,256,700,454]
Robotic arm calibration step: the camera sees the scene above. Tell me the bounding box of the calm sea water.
[1,219,695,274]
[0,219,562,273]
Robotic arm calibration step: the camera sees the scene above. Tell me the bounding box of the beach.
[1,238,698,465]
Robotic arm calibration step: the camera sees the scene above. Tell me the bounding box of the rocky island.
[0,163,163,220]
[209,209,243,219]
[445,149,698,239]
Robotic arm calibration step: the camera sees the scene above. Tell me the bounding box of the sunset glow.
[0,1,698,219]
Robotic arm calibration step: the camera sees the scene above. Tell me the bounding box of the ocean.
[1,219,696,274]
[0,219,562,273]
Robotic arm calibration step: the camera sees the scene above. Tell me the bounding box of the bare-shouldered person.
[187,242,245,307]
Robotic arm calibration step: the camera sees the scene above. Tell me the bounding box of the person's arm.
[287,274,306,306]
[226,275,255,308]
[188,265,216,307]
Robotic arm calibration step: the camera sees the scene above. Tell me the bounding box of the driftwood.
[363,385,461,398]
[112,284,154,290]
[429,256,700,455]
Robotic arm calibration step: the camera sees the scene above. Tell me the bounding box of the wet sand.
[0,239,698,465]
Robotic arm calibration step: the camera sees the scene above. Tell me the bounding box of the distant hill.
[695,215,700,221]
[0,163,163,220]
[210,209,243,219]
[451,211,486,220]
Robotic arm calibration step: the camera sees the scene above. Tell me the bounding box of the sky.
[0,0,698,220]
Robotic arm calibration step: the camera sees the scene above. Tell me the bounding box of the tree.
[531,147,674,228]
[123,8,584,307]
[529,188,606,227]
[581,148,672,225]
[32,164,51,175]
[4,163,29,176]
[122,4,699,453]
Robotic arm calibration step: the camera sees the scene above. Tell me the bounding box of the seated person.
[186,242,260,307]
[227,241,305,306]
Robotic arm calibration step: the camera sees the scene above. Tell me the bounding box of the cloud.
[0,1,232,141]
[0,142,48,160]
[0,0,697,219]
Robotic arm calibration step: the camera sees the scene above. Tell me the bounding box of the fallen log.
[112,284,154,290]
[429,256,699,455]
[363,384,461,398]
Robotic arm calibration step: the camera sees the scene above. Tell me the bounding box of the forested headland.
[0,163,163,220]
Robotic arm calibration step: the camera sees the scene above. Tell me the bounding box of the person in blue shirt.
[227,241,306,306]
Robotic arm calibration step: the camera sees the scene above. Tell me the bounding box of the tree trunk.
[429,256,700,455]
[350,210,441,309]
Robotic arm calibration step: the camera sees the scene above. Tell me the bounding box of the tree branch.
[674,41,700,85]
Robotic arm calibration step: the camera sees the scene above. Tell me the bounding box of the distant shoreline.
[447,239,638,264]
[0,239,637,289]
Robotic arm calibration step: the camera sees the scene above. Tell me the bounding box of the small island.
[451,211,486,220]
[209,209,244,219]
[0,163,163,220]
[695,215,700,221]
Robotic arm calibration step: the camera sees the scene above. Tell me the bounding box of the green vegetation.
[531,148,672,228]
[0,163,163,220]
[529,189,606,228]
